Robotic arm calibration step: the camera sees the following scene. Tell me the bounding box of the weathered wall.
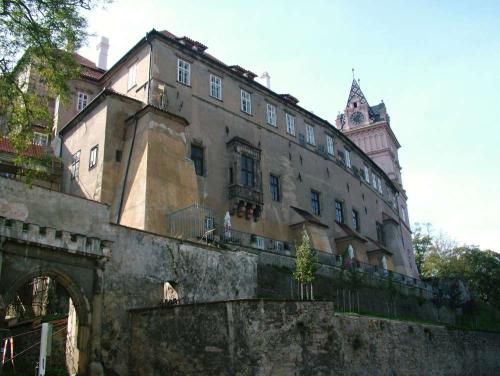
[0,178,258,375]
[130,300,500,376]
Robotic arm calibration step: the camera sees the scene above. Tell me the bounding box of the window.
[335,200,344,223]
[33,132,49,146]
[209,74,222,100]
[266,103,277,127]
[345,150,351,168]
[305,124,315,145]
[254,235,265,250]
[286,113,295,135]
[377,177,382,193]
[177,59,191,85]
[364,165,370,182]
[241,155,254,187]
[70,150,80,179]
[89,145,98,169]
[204,216,214,230]
[77,92,88,111]
[311,190,321,216]
[326,135,334,155]
[241,89,252,114]
[270,174,280,202]
[352,209,360,231]
[127,64,137,90]
[191,144,204,176]
[376,222,385,245]
[401,206,407,222]
[372,172,378,189]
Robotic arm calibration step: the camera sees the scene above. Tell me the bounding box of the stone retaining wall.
[130,300,500,376]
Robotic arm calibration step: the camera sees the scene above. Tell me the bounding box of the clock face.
[350,111,364,125]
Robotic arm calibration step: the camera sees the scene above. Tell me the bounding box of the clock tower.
[336,76,402,186]
[336,73,418,278]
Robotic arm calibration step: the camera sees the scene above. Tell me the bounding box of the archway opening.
[2,275,81,376]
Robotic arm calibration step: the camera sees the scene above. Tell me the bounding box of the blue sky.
[80,0,500,250]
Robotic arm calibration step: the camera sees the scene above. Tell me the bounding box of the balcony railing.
[218,227,432,294]
[228,184,263,205]
[165,205,433,295]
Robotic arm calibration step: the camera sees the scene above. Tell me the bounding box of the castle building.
[6,29,418,278]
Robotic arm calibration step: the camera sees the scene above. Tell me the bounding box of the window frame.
[311,189,321,216]
[70,150,81,180]
[352,209,360,231]
[209,74,222,100]
[177,58,191,86]
[241,154,254,187]
[89,145,98,170]
[266,103,277,127]
[376,222,385,245]
[77,92,88,112]
[285,113,295,136]
[33,132,49,146]
[190,144,204,176]
[127,63,137,90]
[326,135,334,156]
[305,124,316,145]
[240,89,252,114]
[335,200,344,223]
[269,174,281,202]
[345,149,351,168]
[364,165,370,183]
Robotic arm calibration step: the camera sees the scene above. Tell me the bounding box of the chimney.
[96,36,109,70]
[261,71,271,89]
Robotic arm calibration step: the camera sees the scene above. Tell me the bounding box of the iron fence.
[167,204,217,241]
[166,205,433,295]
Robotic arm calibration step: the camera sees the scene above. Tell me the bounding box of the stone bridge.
[0,215,110,374]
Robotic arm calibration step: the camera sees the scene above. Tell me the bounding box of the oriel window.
[241,155,254,187]
[191,144,204,176]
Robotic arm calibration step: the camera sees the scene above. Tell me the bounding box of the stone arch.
[0,265,92,373]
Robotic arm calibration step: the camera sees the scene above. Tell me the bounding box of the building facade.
[51,29,417,278]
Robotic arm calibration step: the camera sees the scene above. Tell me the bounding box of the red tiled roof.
[159,30,228,67]
[75,53,106,81]
[0,137,47,159]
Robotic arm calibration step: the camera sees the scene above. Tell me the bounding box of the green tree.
[293,226,316,300]
[0,0,106,163]
[412,222,433,275]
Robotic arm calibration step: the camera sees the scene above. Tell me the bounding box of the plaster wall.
[106,44,150,103]
[148,38,411,274]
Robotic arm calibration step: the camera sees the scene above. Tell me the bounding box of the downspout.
[116,33,153,223]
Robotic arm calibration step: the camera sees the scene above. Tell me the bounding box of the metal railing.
[220,227,291,252]
[217,227,432,294]
[167,204,217,241]
[165,205,433,295]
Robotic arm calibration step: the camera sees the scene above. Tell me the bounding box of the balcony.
[228,184,263,221]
